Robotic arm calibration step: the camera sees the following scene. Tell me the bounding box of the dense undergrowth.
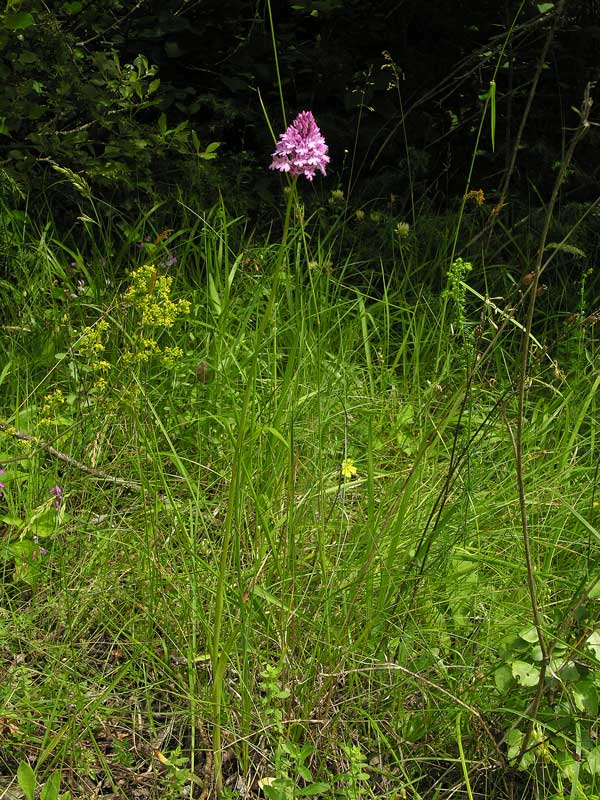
[0,172,600,800]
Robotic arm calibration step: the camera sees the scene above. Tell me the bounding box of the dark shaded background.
[0,0,599,268]
[123,0,600,210]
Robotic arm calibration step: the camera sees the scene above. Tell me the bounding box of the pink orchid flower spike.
[270,110,330,181]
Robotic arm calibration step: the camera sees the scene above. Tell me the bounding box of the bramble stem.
[514,85,592,759]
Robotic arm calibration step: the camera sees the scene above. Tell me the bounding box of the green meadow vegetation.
[2,3,600,799]
[2,154,600,799]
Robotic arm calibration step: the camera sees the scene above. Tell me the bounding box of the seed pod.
[520,271,536,288]
[195,362,211,383]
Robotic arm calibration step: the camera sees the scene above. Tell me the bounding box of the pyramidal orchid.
[270,110,329,181]
[212,109,330,796]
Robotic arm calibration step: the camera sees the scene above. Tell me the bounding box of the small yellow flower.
[594,501,599,508]
[341,458,358,479]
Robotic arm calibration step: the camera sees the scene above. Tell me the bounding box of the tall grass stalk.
[210,179,297,794]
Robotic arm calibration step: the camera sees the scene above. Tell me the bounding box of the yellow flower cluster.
[39,388,67,428]
[78,319,110,355]
[74,264,190,405]
[120,265,190,369]
[41,388,65,417]
[122,336,160,365]
[124,264,191,327]
[161,346,184,367]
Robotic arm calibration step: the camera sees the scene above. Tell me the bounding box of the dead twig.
[0,422,143,491]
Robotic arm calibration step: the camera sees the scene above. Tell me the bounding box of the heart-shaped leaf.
[511,660,540,687]
[573,680,598,716]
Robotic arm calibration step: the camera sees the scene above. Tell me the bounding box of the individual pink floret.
[270,110,330,181]
[50,484,63,510]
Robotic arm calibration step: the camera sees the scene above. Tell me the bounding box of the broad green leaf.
[494,664,513,692]
[29,508,57,538]
[537,3,554,12]
[587,631,600,661]
[297,783,331,796]
[17,762,36,800]
[518,625,539,643]
[531,644,543,661]
[259,785,280,800]
[554,745,579,782]
[589,581,600,599]
[4,11,34,29]
[505,728,524,762]
[573,680,598,716]
[199,150,219,161]
[297,765,312,781]
[8,541,38,560]
[586,746,600,775]
[553,659,579,683]
[511,660,540,687]
[40,771,61,800]
[2,514,24,528]
[519,748,537,770]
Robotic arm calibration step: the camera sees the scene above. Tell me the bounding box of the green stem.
[266,0,287,130]
[211,177,297,795]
